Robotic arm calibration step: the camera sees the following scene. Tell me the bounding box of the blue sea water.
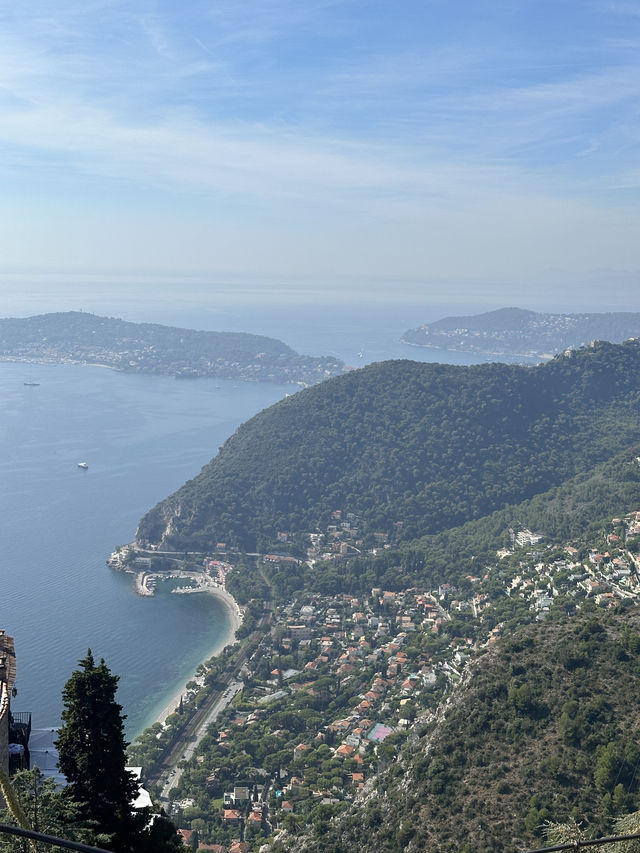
[0,361,296,736]
[0,299,519,739]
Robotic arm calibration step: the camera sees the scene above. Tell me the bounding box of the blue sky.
[1,0,639,311]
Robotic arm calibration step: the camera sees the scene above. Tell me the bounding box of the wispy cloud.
[0,0,639,300]
[603,1,640,17]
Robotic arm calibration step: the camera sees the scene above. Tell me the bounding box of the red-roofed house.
[223,809,241,825]
[178,828,196,849]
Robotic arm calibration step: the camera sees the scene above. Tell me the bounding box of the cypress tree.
[55,649,146,852]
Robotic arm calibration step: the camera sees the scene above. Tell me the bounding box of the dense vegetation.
[1,653,183,852]
[0,311,345,383]
[125,339,640,852]
[246,447,640,603]
[137,339,640,552]
[402,306,640,359]
[286,611,640,853]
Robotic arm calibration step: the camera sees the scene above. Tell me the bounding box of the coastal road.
[152,664,245,798]
[152,565,274,800]
[160,680,243,799]
[153,608,273,799]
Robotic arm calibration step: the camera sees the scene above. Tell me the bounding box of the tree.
[56,650,148,852]
[0,767,93,851]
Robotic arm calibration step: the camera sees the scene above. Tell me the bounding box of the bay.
[0,361,295,737]
[0,298,522,740]
[118,300,534,367]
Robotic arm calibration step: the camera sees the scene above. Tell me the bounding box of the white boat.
[77,462,89,469]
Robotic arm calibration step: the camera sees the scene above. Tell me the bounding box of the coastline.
[149,584,243,729]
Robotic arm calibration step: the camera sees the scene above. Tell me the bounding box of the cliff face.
[136,498,186,548]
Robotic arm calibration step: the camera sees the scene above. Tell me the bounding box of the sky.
[1,0,640,312]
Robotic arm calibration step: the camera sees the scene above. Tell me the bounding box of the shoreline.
[148,585,243,729]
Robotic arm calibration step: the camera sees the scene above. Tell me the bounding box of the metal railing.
[0,823,111,852]
[5,819,640,853]
[524,831,640,852]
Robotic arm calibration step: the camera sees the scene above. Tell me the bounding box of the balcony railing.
[9,711,32,747]
[0,822,112,852]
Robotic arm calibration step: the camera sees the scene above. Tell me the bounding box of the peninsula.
[402,306,640,361]
[0,311,347,385]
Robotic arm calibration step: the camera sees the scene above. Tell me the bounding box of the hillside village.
[133,507,640,852]
[0,312,345,385]
[401,308,640,361]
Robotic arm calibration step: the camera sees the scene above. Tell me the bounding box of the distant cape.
[0,311,346,385]
[402,307,640,361]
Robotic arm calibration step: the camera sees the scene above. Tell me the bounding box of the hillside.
[0,311,345,384]
[402,307,640,360]
[136,339,640,552]
[138,480,640,852]
[253,447,640,603]
[283,611,640,853]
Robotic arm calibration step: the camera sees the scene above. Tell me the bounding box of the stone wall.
[0,681,8,776]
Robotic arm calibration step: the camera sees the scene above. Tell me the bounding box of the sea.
[0,298,530,738]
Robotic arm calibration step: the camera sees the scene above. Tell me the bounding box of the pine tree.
[55,650,146,852]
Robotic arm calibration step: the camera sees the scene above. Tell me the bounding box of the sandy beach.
[151,584,243,727]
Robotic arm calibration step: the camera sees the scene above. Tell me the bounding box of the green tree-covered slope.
[0,311,345,384]
[286,611,640,853]
[402,306,640,359]
[136,339,640,551]
[254,447,640,602]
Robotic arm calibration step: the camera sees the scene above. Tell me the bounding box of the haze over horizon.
[1,1,639,311]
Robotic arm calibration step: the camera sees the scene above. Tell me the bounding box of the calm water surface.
[0,361,294,736]
[0,301,521,737]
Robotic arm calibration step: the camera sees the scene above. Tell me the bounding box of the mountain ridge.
[136,339,640,553]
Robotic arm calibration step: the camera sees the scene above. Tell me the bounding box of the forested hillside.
[284,610,640,853]
[253,447,640,602]
[136,339,640,552]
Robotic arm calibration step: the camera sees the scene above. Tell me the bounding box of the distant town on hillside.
[0,311,346,386]
[402,307,640,361]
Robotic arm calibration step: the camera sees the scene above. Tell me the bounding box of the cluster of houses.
[170,585,478,849]
[170,511,640,850]
[504,513,640,617]
[295,508,404,560]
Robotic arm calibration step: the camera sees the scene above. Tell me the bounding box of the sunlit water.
[0,362,295,736]
[0,300,522,738]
